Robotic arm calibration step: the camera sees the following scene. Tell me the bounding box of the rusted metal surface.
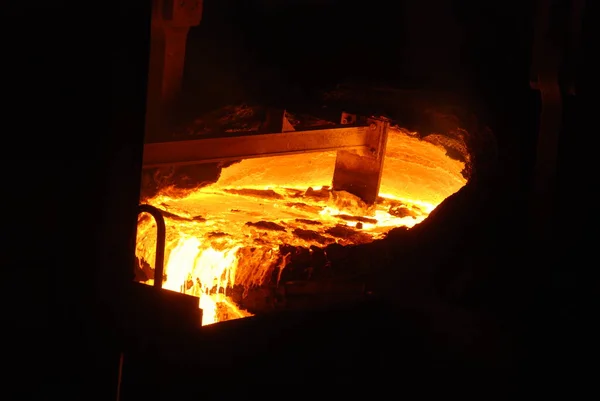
[332,118,390,205]
[143,124,384,167]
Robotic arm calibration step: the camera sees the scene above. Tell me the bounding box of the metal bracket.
[332,115,390,205]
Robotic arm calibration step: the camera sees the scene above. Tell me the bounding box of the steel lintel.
[143,124,382,167]
[143,116,389,205]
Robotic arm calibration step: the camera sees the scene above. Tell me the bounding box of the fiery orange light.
[135,127,467,325]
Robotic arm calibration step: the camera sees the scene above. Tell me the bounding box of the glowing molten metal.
[135,128,467,325]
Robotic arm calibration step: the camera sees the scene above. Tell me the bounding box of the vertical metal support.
[146,0,203,142]
[332,116,390,205]
[115,352,124,401]
[138,204,167,289]
[530,0,562,204]
[529,0,585,237]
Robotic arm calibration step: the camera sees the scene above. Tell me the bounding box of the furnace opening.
[135,117,469,326]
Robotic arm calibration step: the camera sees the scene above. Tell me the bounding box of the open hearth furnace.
[135,107,470,325]
[105,0,586,399]
[131,0,486,327]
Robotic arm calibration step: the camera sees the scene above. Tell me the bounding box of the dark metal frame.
[138,204,167,289]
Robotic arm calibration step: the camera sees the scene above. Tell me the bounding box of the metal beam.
[143,125,379,168]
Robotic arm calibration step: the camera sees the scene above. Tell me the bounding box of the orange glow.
[135,127,467,325]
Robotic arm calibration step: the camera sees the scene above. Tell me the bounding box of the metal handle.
[138,204,166,289]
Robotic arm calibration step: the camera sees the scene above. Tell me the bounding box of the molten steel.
[135,127,467,325]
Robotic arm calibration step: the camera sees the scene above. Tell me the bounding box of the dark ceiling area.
[183,0,535,111]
